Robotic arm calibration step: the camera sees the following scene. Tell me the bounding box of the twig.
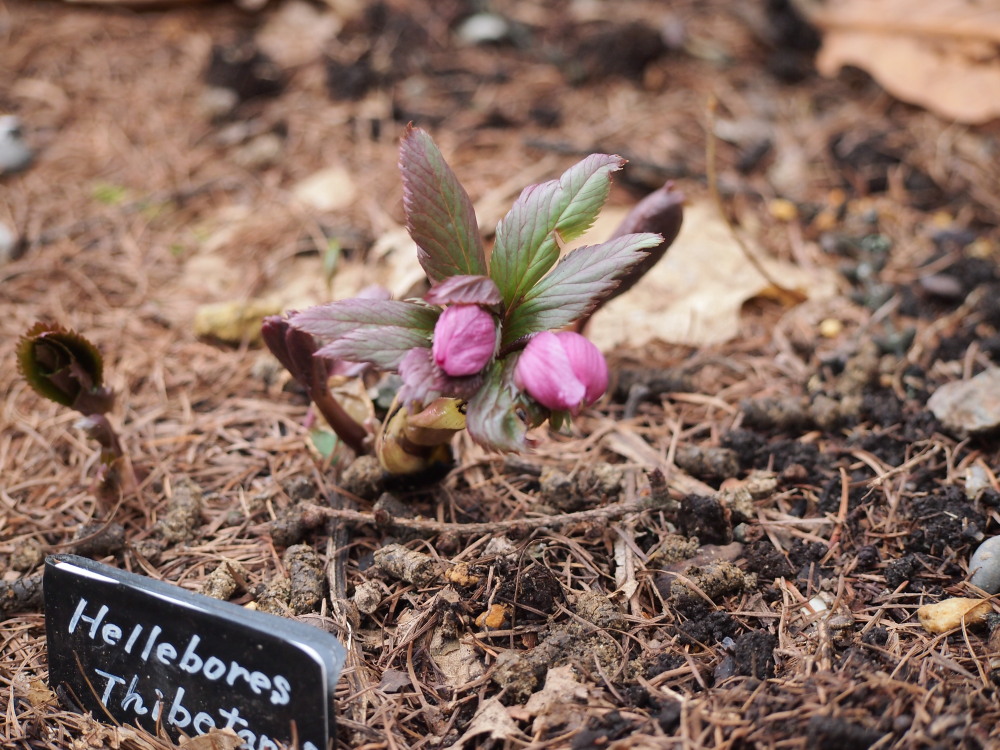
[298,490,675,537]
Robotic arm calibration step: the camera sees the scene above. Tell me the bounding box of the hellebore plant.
[16,323,132,503]
[267,125,683,474]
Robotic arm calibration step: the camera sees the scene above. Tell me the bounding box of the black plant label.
[45,555,344,749]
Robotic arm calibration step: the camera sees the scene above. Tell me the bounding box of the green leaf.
[502,233,662,344]
[424,274,502,307]
[464,359,528,452]
[316,326,432,369]
[399,125,487,282]
[292,298,439,369]
[292,298,438,340]
[490,154,625,310]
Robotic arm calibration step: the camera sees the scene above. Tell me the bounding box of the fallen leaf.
[193,298,284,344]
[800,0,1000,124]
[586,201,838,348]
[446,697,522,748]
[429,629,485,689]
[179,728,244,750]
[292,166,357,212]
[377,668,412,694]
[523,665,591,735]
[27,679,56,707]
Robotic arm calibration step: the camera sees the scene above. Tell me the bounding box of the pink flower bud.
[432,305,498,377]
[515,331,609,414]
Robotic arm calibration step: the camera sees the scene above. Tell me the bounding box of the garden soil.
[4,1,1000,748]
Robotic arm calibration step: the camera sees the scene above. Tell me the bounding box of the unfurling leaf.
[400,125,487,282]
[602,182,684,307]
[261,315,320,386]
[16,323,114,415]
[491,154,625,309]
[376,398,453,475]
[424,275,502,307]
[503,232,662,345]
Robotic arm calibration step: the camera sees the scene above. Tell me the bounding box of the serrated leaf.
[502,233,662,345]
[490,154,625,309]
[316,326,432,369]
[399,125,487,282]
[292,298,438,339]
[424,275,502,307]
[464,360,527,452]
[16,322,114,414]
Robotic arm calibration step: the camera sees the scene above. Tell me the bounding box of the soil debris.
[673,444,740,484]
[284,543,326,614]
[572,589,626,631]
[0,571,44,621]
[373,543,440,587]
[338,455,386,501]
[200,560,249,601]
[253,575,292,616]
[669,561,756,607]
[154,478,204,544]
[491,621,620,703]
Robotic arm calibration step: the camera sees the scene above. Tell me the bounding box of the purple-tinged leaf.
[262,315,369,453]
[262,315,318,385]
[292,298,438,340]
[491,154,625,310]
[424,275,502,307]
[316,327,432,370]
[398,346,486,407]
[399,125,487,282]
[502,232,662,345]
[398,347,442,406]
[600,181,684,307]
[464,360,527,452]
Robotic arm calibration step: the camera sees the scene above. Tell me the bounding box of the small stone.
[455,13,511,45]
[0,221,23,264]
[819,318,843,338]
[10,539,44,572]
[969,536,1000,594]
[917,597,991,633]
[232,132,284,170]
[928,368,1000,436]
[0,116,34,175]
[767,198,798,222]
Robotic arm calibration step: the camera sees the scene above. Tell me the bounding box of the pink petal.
[432,305,497,377]
[515,331,586,413]
[555,331,608,405]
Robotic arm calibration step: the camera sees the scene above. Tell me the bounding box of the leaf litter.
[4,0,1000,749]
